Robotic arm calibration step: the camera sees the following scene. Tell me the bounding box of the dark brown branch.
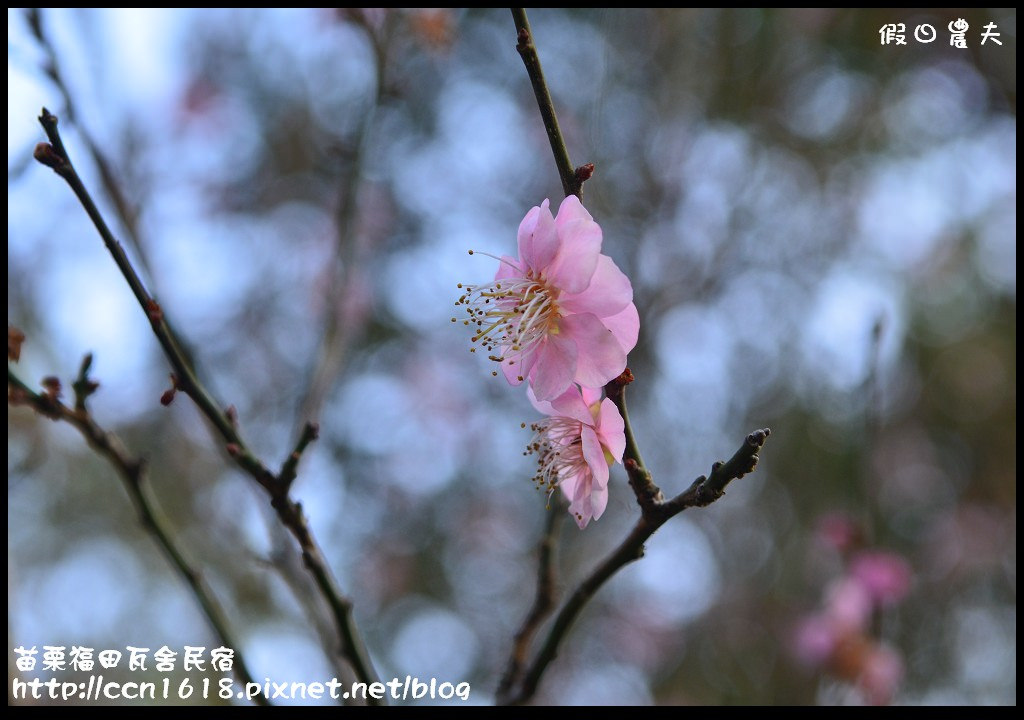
[34,109,382,700]
[295,11,398,431]
[28,9,201,379]
[511,8,591,200]
[279,422,320,491]
[501,12,772,705]
[26,9,164,304]
[506,426,770,705]
[496,504,563,703]
[8,365,267,705]
[605,369,664,515]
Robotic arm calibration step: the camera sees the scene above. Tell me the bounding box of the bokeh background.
[7,8,1016,705]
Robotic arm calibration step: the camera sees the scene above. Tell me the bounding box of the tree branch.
[294,12,396,430]
[8,360,268,705]
[496,503,563,703]
[605,369,664,514]
[502,11,772,703]
[34,110,382,701]
[26,9,177,339]
[506,425,771,705]
[510,8,592,200]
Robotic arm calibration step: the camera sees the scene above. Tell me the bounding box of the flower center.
[453,254,559,378]
[524,416,584,499]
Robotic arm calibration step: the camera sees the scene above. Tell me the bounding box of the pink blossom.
[858,642,904,705]
[814,511,862,553]
[525,384,626,528]
[456,196,639,400]
[850,551,912,607]
[823,576,872,633]
[791,614,839,666]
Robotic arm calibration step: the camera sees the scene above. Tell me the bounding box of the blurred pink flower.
[525,384,626,528]
[456,196,639,400]
[850,551,912,607]
[824,576,872,632]
[814,511,862,553]
[858,642,904,705]
[792,614,838,666]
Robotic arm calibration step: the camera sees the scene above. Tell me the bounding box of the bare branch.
[503,10,773,703]
[295,13,398,429]
[496,504,563,702]
[8,364,268,705]
[506,426,770,705]
[510,8,592,200]
[33,110,382,700]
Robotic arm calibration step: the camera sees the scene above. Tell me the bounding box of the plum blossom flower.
[849,551,912,606]
[455,196,639,400]
[524,384,625,528]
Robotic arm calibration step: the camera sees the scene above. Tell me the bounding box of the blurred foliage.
[8,8,1016,705]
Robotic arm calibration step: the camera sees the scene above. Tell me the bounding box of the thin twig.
[8,362,268,705]
[496,504,563,702]
[506,424,770,705]
[295,11,396,429]
[604,369,664,514]
[26,9,156,288]
[34,109,383,700]
[497,12,599,698]
[510,8,592,200]
[505,13,770,701]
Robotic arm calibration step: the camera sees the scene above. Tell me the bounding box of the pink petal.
[558,254,632,317]
[494,254,523,282]
[588,482,609,522]
[554,195,594,228]
[528,332,578,401]
[560,313,627,389]
[518,200,558,273]
[580,385,603,409]
[581,426,610,489]
[601,302,640,355]
[547,385,593,425]
[596,398,626,462]
[570,504,590,529]
[567,470,608,529]
[545,218,601,294]
[526,385,554,415]
[559,471,581,502]
[501,344,538,387]
[567,475,593,529]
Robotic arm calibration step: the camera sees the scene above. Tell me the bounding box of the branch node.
[33,142,66,172]
[72,352,99,412]
[41,375,62,402]
[574,162,595,184]
[145,299,164,323]
[278,421,321,490]
[160,373,179,407]
[612,367,634,388]
[8,326,26,362]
